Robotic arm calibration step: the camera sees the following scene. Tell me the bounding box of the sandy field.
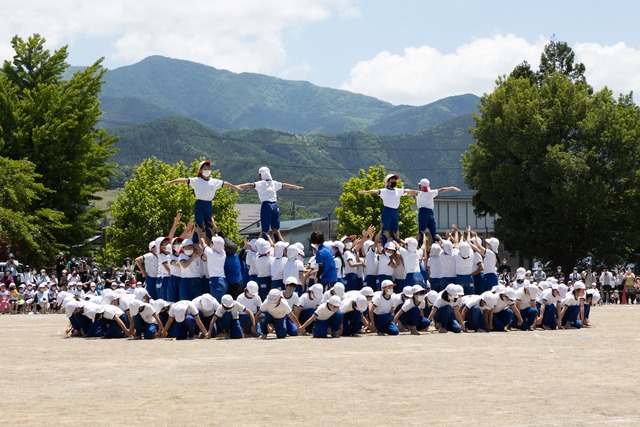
[1,304,639,427]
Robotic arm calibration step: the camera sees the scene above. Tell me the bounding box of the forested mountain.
[97,55,478,135]
[109,114,475,216]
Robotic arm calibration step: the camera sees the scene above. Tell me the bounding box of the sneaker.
[331,332,340,338]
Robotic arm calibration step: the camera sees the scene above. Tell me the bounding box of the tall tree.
[0,156,66,264]
[462,39,640,270]
[335,165,417,239]
[103,157,239,265]
[0,34,117,260]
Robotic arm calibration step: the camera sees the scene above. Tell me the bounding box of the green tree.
[336,165,417,238]
[462,40,640,270]
[0,34,117,260]
[103,157,239,265]
[0,156,66,264]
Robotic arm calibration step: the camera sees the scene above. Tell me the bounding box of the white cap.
[172,301,188,323]
[411,285,426,295]
[573,281,586,290]
[83,303,104,322]
[384,173,399,185]
[354,294,368,312]
[380,279,395,289]
[151,299,170,313]
[284,276,298,286]
[505,288,517,300]
[134,288,150,301]
[426,290,438,305]
[384,241,396,251]
[481,292,499,309]
[455,284,465,297]
[445,283,459,297]
[363,240,374,253]
[181,239,194,247]
[516,267,526,280]
[256,238,271,255]
[286,245,300,259]
[258,166,272,180]
[402,286,414,298]
[211,236,225,252]
[65,300,83,318]
[418,178,430,188]
[148,241,156,251]
[333,241,344,253]
[405,237,418,251]
[527,284,540,298]
[554,283,569,298]
[221,294,234,308]
[198,160,211,170]
[245,281,259,296]
[360,286,374,297]
[332,283,345,298]
[486,237,500,252]
[129,299,143,315]
[266,289,282,303]
[199,294,217,313]
[293,242,305,257]
[492,284,506,295]
[328,295,342,307]
[310,284,324,299]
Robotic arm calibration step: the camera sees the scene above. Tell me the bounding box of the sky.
[1,0,639,106]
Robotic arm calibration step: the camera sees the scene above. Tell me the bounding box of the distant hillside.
[97,55,479,134]
[108,114,475,216]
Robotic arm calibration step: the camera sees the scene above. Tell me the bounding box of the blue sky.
[1,0,639,105]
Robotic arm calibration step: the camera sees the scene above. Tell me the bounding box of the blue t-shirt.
[224,253,243,284]
[316,244,338,283]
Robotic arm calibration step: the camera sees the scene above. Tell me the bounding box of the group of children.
[55,219,600,340]
[3,163,603,338]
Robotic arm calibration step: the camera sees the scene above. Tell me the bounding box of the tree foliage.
[103,157,239,265]
[0,157,66,264]
[0,34,116,263]
[462,39,640,269]
[336,165,417,239]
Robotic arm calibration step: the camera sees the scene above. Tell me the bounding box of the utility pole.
[291,202,305,220]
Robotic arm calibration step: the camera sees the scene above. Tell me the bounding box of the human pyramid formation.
[59,161,600,340]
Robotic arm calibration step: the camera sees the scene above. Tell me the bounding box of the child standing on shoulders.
[238,166,303,241]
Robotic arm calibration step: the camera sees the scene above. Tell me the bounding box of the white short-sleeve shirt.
[282,259,305,284]
[378,188,405,209]
[371,292,401,315]
[179,254,203,278]
[427,255,441,279]
[236,293,262,314]
[215,301,245,319]
[143,253,159,278]
[416,189,439,209]
[254,180,283,203]
[314,303,339,321]
[260,299,292,319]
[203,247,226,278]
[189,177,224,201]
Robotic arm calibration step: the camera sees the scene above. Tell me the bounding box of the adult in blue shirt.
[310,231,337,290]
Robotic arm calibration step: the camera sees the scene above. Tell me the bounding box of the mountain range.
[84,56,480,217]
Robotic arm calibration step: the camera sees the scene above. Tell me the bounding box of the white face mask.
[416,294,426,302]
[164,244,172,253]
[183,248,194,256]
[172,245,181,252]
[345,242,353,250]
[384,288,394,296]
[385,251,394,257]
[201,169,211,178]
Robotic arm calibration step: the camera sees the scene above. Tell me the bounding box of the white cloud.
[574,41,640,97]
[341,34,545,105]
[341,35,640,106]
[0,0,358,74]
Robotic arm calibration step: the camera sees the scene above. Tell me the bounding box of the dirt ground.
[1,304,639,426]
